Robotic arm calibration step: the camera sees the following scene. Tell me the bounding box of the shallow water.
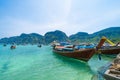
[0,45,114,80]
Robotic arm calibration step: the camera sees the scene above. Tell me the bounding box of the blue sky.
[0,0,120,38]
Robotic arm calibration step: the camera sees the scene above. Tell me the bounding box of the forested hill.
[44,30,69,44]
[90,27,120,42]
[69,27,120,43]
[0,33,44,44]
[0,27,120,44]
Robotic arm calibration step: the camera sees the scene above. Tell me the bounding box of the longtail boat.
[99,46,120,54]
[97,54,120,80]
[96,36,120,54]
[53,48,95,61]
[104,57,120,80]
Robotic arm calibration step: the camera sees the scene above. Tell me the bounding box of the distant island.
[0,27,120,44]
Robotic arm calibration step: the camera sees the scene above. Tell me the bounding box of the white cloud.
[0,0,120,38]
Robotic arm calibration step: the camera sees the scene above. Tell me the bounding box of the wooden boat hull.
[104,70,120,80]
[53,48,95,61]
[99,46,120,54]
[103,58,120,80]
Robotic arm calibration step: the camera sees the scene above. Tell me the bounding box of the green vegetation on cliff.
[0,27,120,44]
[44,30,69,44]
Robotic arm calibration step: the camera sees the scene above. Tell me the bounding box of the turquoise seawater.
[0,45,114,80]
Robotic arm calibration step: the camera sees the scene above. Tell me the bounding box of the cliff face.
[69,32,89,42]
[0,27,120,44]
[0,33,44,44]
[44,30,69,44]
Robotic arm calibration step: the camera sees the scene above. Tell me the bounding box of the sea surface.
[0,45,114,80]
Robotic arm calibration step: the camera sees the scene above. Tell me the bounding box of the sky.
[0,0,120,38]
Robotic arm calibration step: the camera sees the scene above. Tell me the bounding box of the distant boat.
[51,40,60,47]
[37,44,42,48]
[3,44,7,46]
[10,45,16,49]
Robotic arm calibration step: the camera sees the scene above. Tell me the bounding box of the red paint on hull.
[53,49,95,61]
